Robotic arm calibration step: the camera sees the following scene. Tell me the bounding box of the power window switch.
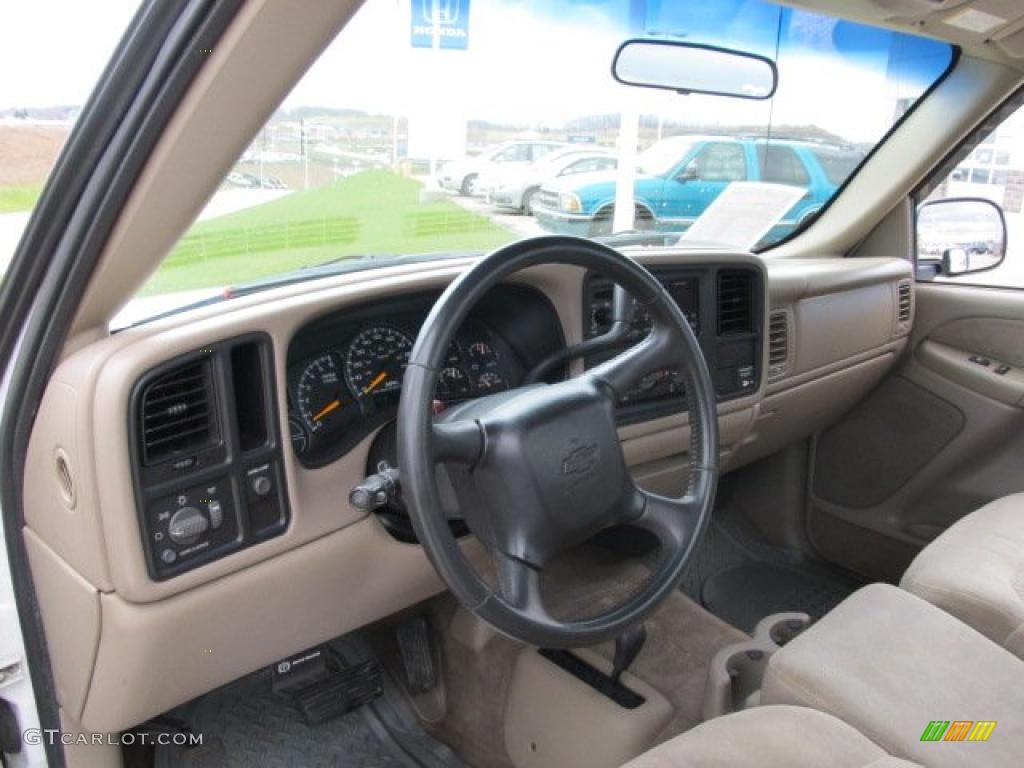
[969,355,991,366]
[994,364,1011,376]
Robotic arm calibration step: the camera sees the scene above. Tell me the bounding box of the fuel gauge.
[288,416,309,456]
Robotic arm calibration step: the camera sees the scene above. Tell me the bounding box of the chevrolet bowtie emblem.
[562,441,600,476]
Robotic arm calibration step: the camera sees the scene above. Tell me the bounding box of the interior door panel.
[808,281,1024,581]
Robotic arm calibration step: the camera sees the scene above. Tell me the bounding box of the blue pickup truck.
[531,135,862,241]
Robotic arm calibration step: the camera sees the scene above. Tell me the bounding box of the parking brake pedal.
[272,645,382,725]
[396,615,438,694]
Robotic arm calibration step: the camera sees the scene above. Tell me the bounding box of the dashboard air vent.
[768,311,789,378]
[897,280,912,324]
[140,360,218,465]
[717,270,754,336]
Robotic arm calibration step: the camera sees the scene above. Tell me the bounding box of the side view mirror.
[678,165,699,182]
[917,198,1007,277]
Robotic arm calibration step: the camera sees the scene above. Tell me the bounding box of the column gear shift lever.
[610,623,647,684]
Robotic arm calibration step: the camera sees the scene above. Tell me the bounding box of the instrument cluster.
[287,318,515,467]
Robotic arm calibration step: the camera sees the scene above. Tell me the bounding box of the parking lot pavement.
[446,192,546,240]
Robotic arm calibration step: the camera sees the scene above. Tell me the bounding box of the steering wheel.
[398,236,718,648]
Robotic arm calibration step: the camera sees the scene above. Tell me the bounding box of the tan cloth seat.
[901,493,1024,658]
[622,705,920,767]
[762,584,1024,768]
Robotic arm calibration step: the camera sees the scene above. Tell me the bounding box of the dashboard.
[285,284,566,468]
[25,249,915,735]
[120,264,768,583]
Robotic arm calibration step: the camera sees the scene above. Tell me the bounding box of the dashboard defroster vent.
[140,359,218,465]
[768,310,790,379]
[717,270,754,336]
[897,280,912,324]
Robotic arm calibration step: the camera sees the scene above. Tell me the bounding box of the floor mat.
[154,643,464,768]
[701,562,853,632]
[680,507,864,633]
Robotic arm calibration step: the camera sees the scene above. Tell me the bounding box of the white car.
[484,147,618,214]
[438,140,566,196]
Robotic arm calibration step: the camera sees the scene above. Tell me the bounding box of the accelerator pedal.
[395,615,438,695]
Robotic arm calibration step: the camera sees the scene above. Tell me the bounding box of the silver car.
[438,140,566,196]
[484,147,618,214]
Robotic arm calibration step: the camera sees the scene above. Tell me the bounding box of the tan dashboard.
[22,249,911,733]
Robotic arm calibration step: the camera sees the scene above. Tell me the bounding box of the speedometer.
[345,326,413,404]
[295,352,356,435]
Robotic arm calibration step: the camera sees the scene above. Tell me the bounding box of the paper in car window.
[680,182,807,251]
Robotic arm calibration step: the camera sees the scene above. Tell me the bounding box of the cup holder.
[759,612,810,647]
[703,612,810,720]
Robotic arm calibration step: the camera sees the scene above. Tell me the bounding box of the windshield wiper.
[118,250,483,329]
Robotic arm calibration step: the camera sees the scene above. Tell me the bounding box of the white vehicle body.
[437,140,566,196]
[485,147,618,213]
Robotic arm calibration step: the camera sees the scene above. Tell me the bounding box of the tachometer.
[345,326,413,404]
[295,352,355,434]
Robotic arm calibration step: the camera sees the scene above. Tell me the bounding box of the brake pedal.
[396,615,438,694]
[271,645,383,725]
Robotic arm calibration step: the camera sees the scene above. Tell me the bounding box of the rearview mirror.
[612,40,777,100]
[917,198,1007,277]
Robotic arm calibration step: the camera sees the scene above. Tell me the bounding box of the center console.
[583,265,763,424]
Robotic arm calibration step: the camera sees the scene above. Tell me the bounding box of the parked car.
[225,170,261,188]
[483,147,618,214]
[224,172,289,190]
[438,140,567,196]
[532,134,863,237]
[261,175,289,190]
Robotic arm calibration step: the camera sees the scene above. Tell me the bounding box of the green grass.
[142,170,513,294]
[0,184,41,213]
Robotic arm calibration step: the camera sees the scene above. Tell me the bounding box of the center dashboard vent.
[717,270,754,336]
[139,359,219,465]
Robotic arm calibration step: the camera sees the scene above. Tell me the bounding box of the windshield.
[122,0,953,326]
[637,137,700,176]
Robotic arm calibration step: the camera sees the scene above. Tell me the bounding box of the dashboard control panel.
[130,334,289,580]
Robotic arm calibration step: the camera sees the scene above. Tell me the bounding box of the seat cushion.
[901,493,1024,658]
[762,584,1024,768]
[622,705,920,767]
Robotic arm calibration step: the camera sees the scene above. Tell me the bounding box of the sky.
[0,0,140,110]
[287,0,952,143]
[0,0,952,145]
